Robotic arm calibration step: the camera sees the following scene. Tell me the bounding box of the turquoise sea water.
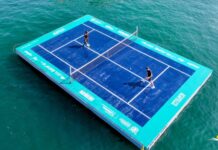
[0,1,218,150]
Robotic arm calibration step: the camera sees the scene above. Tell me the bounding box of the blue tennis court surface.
[16,15,212,149]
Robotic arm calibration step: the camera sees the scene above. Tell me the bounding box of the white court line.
[51,29,95,53]
[39,45,72,67]
[83,23,191,77]
[74,40,148,82]
[127,66,170,104]
[38,44,151,119]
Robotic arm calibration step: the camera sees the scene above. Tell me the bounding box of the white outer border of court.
[37,23,193,121]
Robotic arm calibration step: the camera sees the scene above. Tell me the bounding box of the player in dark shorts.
[142,67,155,89]
[83,31,90,47]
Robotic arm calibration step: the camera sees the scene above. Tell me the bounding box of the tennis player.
[142,67,155,89]
[83,31,90,47]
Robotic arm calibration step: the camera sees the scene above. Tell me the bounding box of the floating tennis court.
[16,15,212,149]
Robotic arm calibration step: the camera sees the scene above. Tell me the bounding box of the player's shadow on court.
[123,81,145,88]
[69,44,88,57]
[69,44,83,48]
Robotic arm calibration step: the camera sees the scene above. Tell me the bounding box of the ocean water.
[0,0,218,150]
